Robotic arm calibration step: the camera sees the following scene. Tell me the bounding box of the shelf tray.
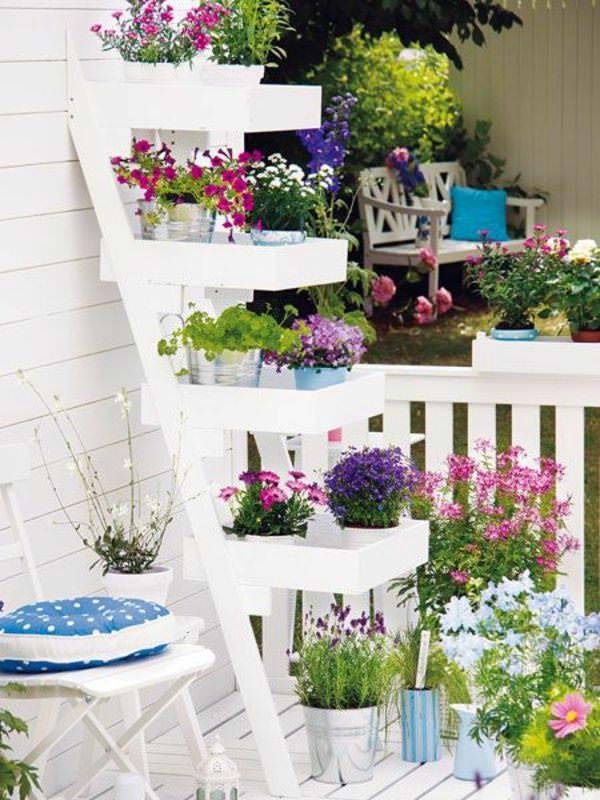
[472,332,600,376]
[100,234,348,292]
[89,82,321,133]
[142,370,385,435]
[183,518,429,595]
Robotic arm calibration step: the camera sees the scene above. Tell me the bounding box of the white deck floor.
[109,691,512,800]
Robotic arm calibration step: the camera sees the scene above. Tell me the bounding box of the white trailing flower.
[568,239,598,263]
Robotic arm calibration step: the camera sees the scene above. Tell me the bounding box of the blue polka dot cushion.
[0,597,177,673]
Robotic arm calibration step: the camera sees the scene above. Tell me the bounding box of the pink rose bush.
[394,441,579,618]
[219,470,327,539]
[371,275,397,307]
[411,249,454,324]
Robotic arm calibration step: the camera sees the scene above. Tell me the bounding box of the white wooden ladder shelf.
[67,39,428,797]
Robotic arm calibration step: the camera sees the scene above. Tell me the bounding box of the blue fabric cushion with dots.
[0,596,177,673]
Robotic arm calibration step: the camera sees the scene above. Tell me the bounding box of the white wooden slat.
[510,405,541,459]
[383,399,412,454]
[340,419,370,614]
[425,401,453,472]
[555,406,586,612]
[0,258,117,325]
[363,757,454,800]
[0,113,76,168]
[0,302,131,376]
[0,210,101,273]
[467,403,496,458]
[0,162,91,221]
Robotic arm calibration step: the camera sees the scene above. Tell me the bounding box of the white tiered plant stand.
[67,41,429,798]
[472,331,600,376]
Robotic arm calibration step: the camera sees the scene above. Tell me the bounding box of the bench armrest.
[506,196,545,208]
[361,196,449,218]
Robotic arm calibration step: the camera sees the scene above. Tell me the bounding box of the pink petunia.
[549,693,592,738]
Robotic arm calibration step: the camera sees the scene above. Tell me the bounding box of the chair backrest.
[359,161,467,247]
[0,444,43,602]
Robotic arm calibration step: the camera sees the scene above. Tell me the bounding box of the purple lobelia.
[324,446,417,529]
[263,314,365,371]
[297,93,357,193]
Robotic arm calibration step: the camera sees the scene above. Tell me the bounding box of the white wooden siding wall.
[452,3,600,240]
[0,1,235,790]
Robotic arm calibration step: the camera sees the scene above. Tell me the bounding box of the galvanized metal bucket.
[189,349,262,387]
[165,203,216,242]
[303,706,378,785]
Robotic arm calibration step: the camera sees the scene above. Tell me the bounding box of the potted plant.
[323,446,417,543]
[247,154,320,245]
[91,0,228,83]
[296,605,391,784]
[0,686,40,799]
[218,470,327,540]
[208,0,291,85]
[465,225,557,340]
[112,141,259,241]
[386,626,469,764]
[441,576,599,800]
[545,239,600,343]
[29,383,181,605]
[392,443,578,621]
[263,314,366,391]
[158,305,299,387]
[521,691,600,798]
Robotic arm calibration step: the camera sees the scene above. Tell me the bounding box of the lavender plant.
[296,605,391,710]
[324,446,417,529]
[263,314,366,371]
[219,470,327,539]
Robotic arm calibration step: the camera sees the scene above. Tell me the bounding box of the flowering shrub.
[209,0,291,67]
[157,305,299,363]
[219,470,326,538]
[91,0,227,65]
[465,225,560,330]
[386,146,429,200]
[263,314,366,371]
[372,275,397,307]
[396,443,578,619]
[111,141,260,234]
[441,575,599,757]
[248,154,321,231]
[0,693,40,800]
[295,605,391,709]
[545,238,600,333]
[324,446,417,529]
[521,692,600,790]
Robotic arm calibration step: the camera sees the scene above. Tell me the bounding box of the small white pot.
[234,534,296,545]
[305,524,397,549]
[123,58,208,84]
[103,565,173,605]
[198,64,265,86]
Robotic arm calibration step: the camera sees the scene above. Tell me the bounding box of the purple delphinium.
[324,446,417,529]
[386,146,428,199]
[263,315,365,371]
[297,93,357,193]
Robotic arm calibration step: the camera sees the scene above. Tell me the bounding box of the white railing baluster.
[425,402,453,472]
[555,406,586,612]
[468,403,497,458]
[511,405,541,458]
[384,399,412,453]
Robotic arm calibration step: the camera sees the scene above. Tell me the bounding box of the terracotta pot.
[571,330,600,343]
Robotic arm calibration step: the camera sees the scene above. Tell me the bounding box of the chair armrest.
[362,196,449,218]
[506,196,545,208]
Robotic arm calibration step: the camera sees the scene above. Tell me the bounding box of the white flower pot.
[198,64,265,86]
[304,524,397,549]
[232,534,296,545]
[103,565,173,605]
[562,790,600,798]
[123,59,208,84]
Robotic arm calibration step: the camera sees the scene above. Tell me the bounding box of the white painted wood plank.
[0,62,66,114]
[383,399,412,454]
[511,405,541,459]
[425,402,453,472]
[0,162,91,220]
[467,404,496,458]
[0,113,76,168]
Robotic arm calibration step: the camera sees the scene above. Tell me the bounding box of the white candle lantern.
[196,736,239,800]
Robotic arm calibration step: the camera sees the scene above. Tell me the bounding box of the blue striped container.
[401,689,441,763]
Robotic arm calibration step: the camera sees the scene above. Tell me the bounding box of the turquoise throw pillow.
[450,186,508,242]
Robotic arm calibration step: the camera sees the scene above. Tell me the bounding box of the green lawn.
[365,303,600,613]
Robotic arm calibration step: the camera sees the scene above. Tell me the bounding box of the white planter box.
[472,332,600,377]
[87,81,321,133]
[141,370,385,435]
[100,234,348,292]
[183,516,428,596]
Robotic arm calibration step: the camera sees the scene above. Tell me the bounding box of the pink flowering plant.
[521,691,600,791]
[219,470,327,539]
[91,0,228,65]
[112,140,260,235]
[394,442,579,619]
[324,446,417,529]
[465,225,561,331]
[441,577,599,758]
[263,314,366,372]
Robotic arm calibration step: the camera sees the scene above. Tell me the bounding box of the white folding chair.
[0,444,214,800]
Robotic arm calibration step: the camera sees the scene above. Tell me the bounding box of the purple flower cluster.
[325,446,417,529]
[297,93,357,193]
[386,146,428,198]
[263,314,366,371]
[308,604,387,647]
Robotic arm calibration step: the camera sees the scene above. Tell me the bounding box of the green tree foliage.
[306,28,462,169]
[273,1,521,83]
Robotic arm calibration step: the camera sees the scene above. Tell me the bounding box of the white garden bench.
[358,162,544,296]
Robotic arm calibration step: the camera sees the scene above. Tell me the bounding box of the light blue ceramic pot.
[451,704,497,782]
[490,327,539,341]
[401,689,441,763]
[250,228,306,246]
[294,367,347,391]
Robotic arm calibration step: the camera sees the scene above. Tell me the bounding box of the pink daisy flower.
[549,693,592,739]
